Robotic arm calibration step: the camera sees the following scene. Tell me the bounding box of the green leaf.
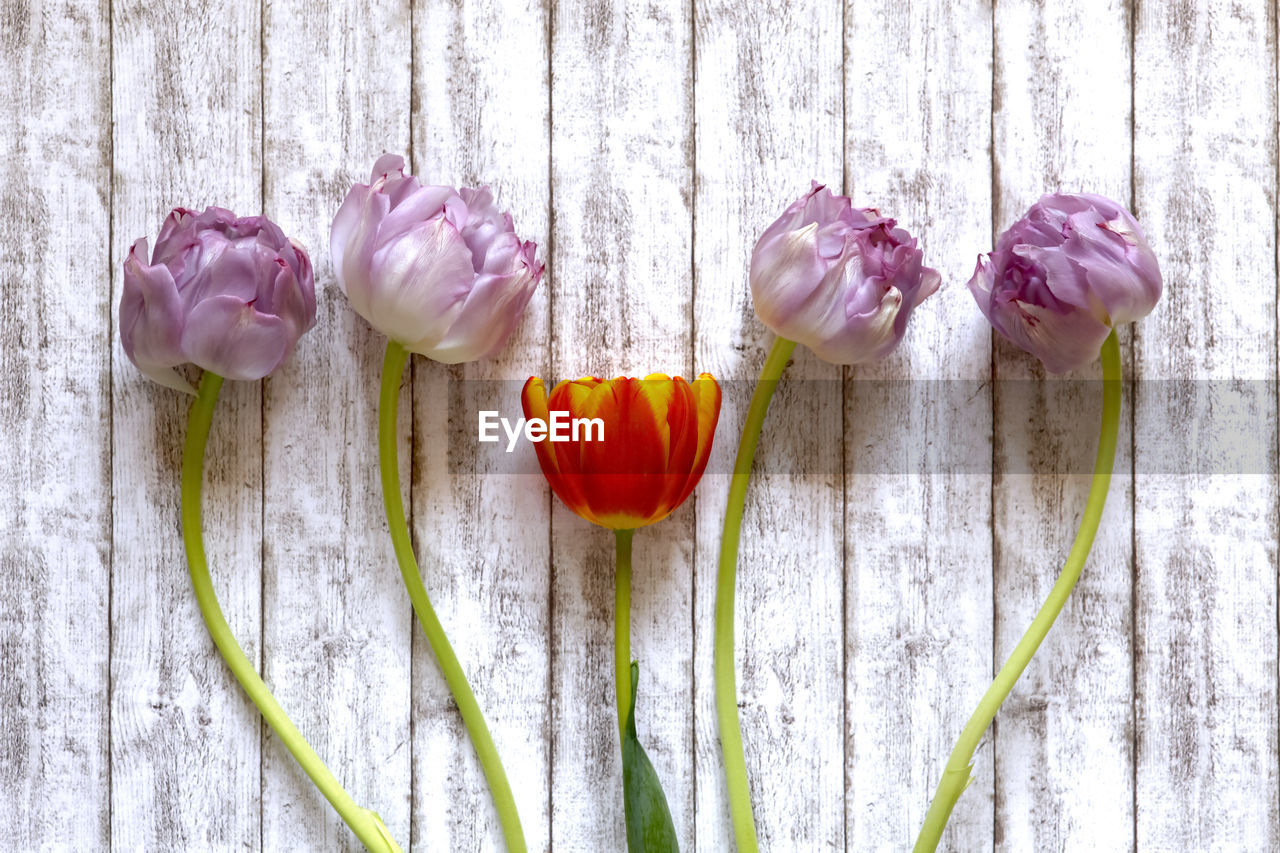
[622,662,680,853]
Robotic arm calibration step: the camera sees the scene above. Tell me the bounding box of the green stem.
[714,334,798,853]
[912,330,1123,852]
[377,341,526,853]
[615,529,635,743]
[181,371,402,853]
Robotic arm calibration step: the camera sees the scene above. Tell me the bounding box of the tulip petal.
[330,184,373,284]
[688,373,722,473]
[966,255,997,322]
[634,374,676,468]
[376,183,458,248]
[750,224,831,332]
[368,217,475,349]
[424,269,538,363]
[286,240,317,330]
[916,266,942,302]
[181,240,276,312]
[336,185,393,296]
[137,363,198,394]
[180,295,290,380]
[370,153,406,183]
[809,284,904,364]
[268,258,310,341]
[668,374,721,513]
[120,240,189,384]
[521,377,556,470]
[152,209,192,261]
[990,294,1112,374]
[546,377,601,485]
[578,379,671,528]
[526,377,602,524]
[1059,212,1162,325]
[654,378,699,514]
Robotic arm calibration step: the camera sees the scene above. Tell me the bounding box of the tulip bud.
[521,373,722,530]
[119,207,316,392]
[968,192,1162,373]
[749,182,941,364]
[330,154,543,363]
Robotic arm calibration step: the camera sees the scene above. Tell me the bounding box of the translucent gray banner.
[419,379,1277,476]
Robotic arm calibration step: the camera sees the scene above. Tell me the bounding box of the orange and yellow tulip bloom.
[520,373,721,530]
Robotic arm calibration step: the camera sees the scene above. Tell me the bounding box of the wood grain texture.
[843,0,994,849]
[1133,0,1280,848]
[2,0,1279,849]
[410,0,551,848]
[109,1,265,849]
[0,1,112,848]
[990,1,1136,850]
[260,2,413,850]
[692,1,845,849]
[549,0,695,848]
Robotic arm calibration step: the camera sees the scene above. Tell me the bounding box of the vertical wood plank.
[1134,0,1279,847]
[842,0,994,849]
[0,1,111,848]
[110,1,265,849]
[410,0,551,849]
[260,3,413,850]
[549,0,695,847]
[692,1,844,849]
[989,2,1136,850]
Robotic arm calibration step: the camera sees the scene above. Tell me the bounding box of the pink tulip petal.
[1060,211,1162,324]
[418,268,538,363]
[376,184,457,247]
[180,295,290,381]
[366,217,476,347]
[120,239,185,370]
[331,184,373,280]
[812,285,904,364]
[750,225,831,330]
[991,295,1112,374]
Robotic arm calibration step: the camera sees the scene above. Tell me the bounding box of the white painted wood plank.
[842,0,994,849]
[260,4,413,851]
[692,2,845,849]
[1134,0,1279,847]
[549,1,695,848]
[0,4,1274,851]
[109,2,265,849]
[409,0,551,849]
[989,2,1136,850]
[0,2,111,849]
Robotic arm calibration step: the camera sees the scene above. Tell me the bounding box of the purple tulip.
[120,207,316,392]
[968,192,1162,373]
[749,182,941,364]
[330,154,543,363]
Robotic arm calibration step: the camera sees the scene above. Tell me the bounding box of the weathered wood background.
[2,0,1276,849]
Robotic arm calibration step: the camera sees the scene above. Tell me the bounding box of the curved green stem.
[182,371,402,853]
[714,334,798,853]
[377,341,526,853]
[912,330,1123,852]
[615,529,635,743]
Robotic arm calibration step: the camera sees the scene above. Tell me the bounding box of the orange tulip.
[520,373,722,530]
